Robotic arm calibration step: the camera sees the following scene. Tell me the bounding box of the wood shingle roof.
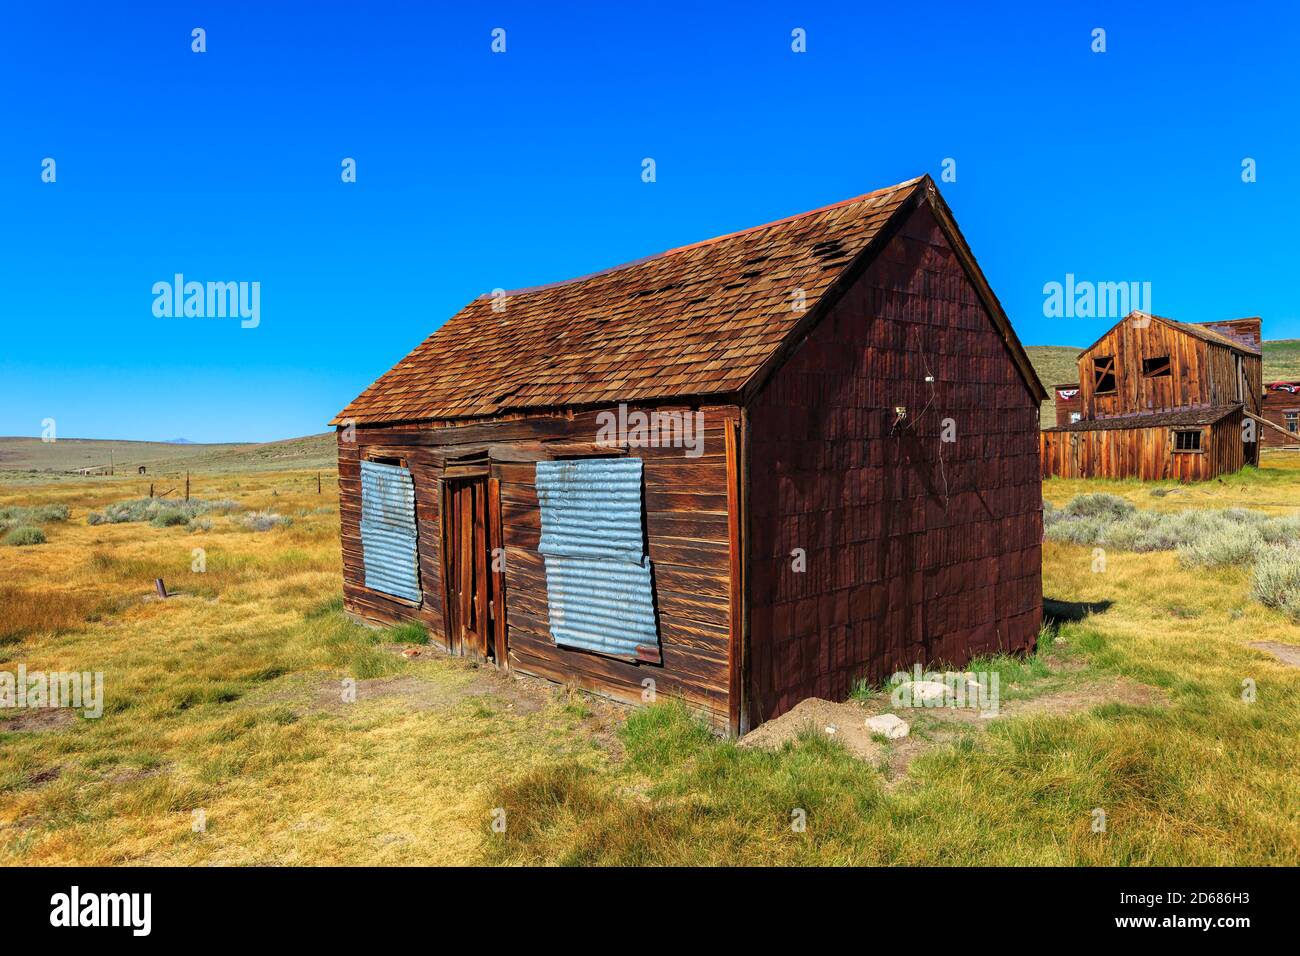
[1044,404,1241,432]
[333,175,1043,425]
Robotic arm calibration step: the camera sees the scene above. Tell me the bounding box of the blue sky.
[2,1,1297,441]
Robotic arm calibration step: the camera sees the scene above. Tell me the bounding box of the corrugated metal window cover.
[360,460,422,603]
[535,458,660,662]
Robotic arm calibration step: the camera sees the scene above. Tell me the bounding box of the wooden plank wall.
[338,430,446,635]
[1261,388,1300,449]
[1076,321,1262,419]
[744,201,1043,726]
[1211,411,1248,475]
[1200,317,1262,351]
[1039,412,1245,481]
[496,407,736,727]
[1240,352,1264,415]
[338,406,739,729]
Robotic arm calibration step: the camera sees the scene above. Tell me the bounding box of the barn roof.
[1173,317,1261,355]
[1080,313,1262,358]
[1044,404,1241,433]
[333,175,1045,425]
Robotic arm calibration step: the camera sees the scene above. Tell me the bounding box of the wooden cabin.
[1053,384,1082,426]
[1262,382,1300,449]
[1041,313,1264,481]
[331,175,1047,734]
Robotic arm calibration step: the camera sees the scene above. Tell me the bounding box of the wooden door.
[441,476,503,663]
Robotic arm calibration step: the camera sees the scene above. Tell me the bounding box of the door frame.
[439,470,506,667]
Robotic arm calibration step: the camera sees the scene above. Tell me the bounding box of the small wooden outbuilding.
[331,175,1046,733]
[1261,382,1300,449]
[1041,313,1264,481]
[1053,384,1082,426]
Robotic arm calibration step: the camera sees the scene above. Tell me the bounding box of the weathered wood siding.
[1054,385,1082,426]
[1076,321,1261,420]
[1200,318,1262,351]
[744,202,1042,726]
[1261,387,1300,449]
[338,406,739,728]
[1040,411,1246,480]
[338,428,446,635]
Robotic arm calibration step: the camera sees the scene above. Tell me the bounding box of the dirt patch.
[738,698,883,762]
[252,663,550,720]
[451,670,547,717]
[0,708,76,733]
[328,671,546,716]
[27,765,61,787]
[1250,641,1300,669]
[107,765,166,785]
[739,677,1167,781]
[1006,679,1164,717]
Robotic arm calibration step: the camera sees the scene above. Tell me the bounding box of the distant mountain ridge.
[0,432,336,477]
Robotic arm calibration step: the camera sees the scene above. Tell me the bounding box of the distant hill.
[1026,339,1300,427]
[0,432,336,480]
[1023,346,1083,427]
[1263,339,1300,381]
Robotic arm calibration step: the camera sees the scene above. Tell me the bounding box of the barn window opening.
[1285,411,1299,434]
[534,457,661,664]
[358,460,422,603]
[1173,429,1202,452]
[1092,356,1117,394]
[1142,355,1171,378]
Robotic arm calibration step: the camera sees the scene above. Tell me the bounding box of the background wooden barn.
[1261,382,1300,449]
[1041,314,1264,481]
[332,175,1047,734]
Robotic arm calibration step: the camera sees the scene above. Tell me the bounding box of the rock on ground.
[865,713,909,739]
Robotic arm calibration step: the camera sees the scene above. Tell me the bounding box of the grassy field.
[2,454,1299,865]
[1262,339,1300,380]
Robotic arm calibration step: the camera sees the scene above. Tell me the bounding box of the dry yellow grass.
[0,470,609,865]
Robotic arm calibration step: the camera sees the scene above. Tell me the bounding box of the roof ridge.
[1122,311,1260,355]
[333,173,1044,426]
[475,176,927,300]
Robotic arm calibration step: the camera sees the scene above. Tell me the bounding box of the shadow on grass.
[1044,598,1114,630]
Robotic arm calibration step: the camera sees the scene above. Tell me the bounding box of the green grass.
[1263,339,1300,381]
[389,621,429,645]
